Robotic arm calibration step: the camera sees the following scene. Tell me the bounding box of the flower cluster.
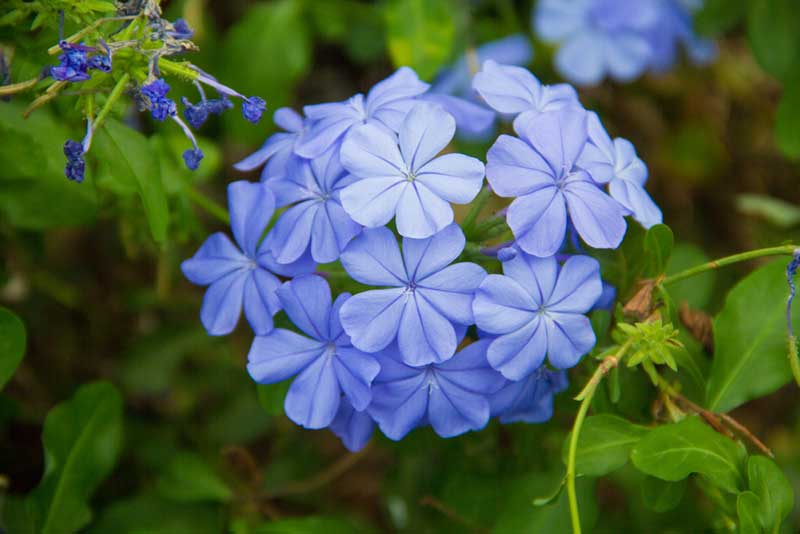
[534,0,716,85]
[185,57,663,450]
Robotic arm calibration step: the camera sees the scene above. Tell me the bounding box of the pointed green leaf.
[28,381,124,534]
[737,491,762,534]
[631,416,746,493]
[776,82,800,159]
[643,224,674,276]
[0,307,25,390]
[562,414,649,477]
[747,0,800,81]
[157,453,233,503]
[641,476,686,513]
[707,260,796,412]
[744,455,794,532]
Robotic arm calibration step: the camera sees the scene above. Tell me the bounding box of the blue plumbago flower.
[330,400,375,452]
[181,97,209,129]
[193,70,266,124]
[577,112,662,228]
[592,281,617,311]
[182,148,204,171]
[295,67,430,158]
[181,181,316,336]
[473,248,601,380]
[264,145,362,264]
[50,41,91,82]
[368,339,506,440]
[647,0,716,72]
[242,96,266,124]
[340,103,485,239]
[472,60,581,132]
[339,224,486,366]
[142,78,177,121]
[486,108,627,257]
[64,139,85,182]
[490,367,568,423]
[247,275,380,429]
[423,34,533,140]
[234,107,306,182]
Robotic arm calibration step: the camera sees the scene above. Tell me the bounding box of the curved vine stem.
[660,244,796,286]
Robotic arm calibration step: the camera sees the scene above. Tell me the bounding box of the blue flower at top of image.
[490,367,569,424]
[473,248,601,380]
[339,224,486,366]
[486,108,627,257]
[340,102,485,239]
[247,275,380,430]
[368,339,506,440]
[577,112,662,228]
[647,0,716,73]
[263,145,362,264]
[234,107,306,182]
[472,59,581,132]
[295,67,430,158]
[181,181,316,336]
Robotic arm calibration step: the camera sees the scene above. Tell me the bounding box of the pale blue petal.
[487,316,547,380]
[534,0,589,42]
[473,274,537,334]
[544,312,596,369]
[339,288,407,353]
[421,93,496,140]
[257,246,317,278]
[507,187,567,258]
[397,293,457,365]
[233,132,294,173]
[340,177,407,229]
[247,329,326,383]
[266,200,317,264]
[181,232,248,285]
[428,380,490,438]
[556,33,607,86]
[340,227,407,286]
[613,138,648,186]
[577,111,615,184]
[501,251,558,305]
[273,107,304,133]
[473,60,542,114]
[365,66,430,114]
[227,181,275,258]
[609,179,662,229]
[395,183,453,239]
[333,347,380,411]
[417,263,486,324]
[564,177,627,249]
[486,134,555,197]
[402,223,465,281]
[200,270,248,335]
[548,255,602,313]
[311,200,362,263]
[436,339,506,394]
[285,356,341,429]
[243,269,281,335]
[399,103,455,172]
[330,401,374,452]
[276,274,332,341]
[516,108,588,173]
[416,153,485,204]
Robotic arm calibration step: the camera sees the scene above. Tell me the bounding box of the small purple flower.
[50,41,91,82]
[235,107,306,182]
[181,181,316,336]
[64,139,85,182]
[490,367,568,423]
[170,18,194,40]
[182,97,209,129]
[339,224,486,366]
[485,108,627,257]
[182,148,204,170]
[296,67,430,158]
[473,249,601,380]
[264,145,362,264]
[340,103,485,239]
[577,112,662,228]
[206,96,233,115]
[247,275,380,430]
[368,339,506,440]
[142,79,177,121]
[242,96,266,123]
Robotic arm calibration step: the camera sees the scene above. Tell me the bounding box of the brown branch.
[718,412,774,458]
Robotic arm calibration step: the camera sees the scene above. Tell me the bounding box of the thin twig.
[419,496,487,533]
[263,444,371,498]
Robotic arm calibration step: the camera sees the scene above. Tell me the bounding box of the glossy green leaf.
[385,0,458,80]
[747,0,800,81]
[630,416,747,493]
[27,381,124,534]
[665,243,715,309]
[743,455,794,532]
[776,83,800,159]
[643,224,674,277]
[0,307,25,390]
[707,261,796,412]
[157,452,233,503]
[562,415,649,477]
[94,120,168,243]
[736,491,762,534]
[737,193,800,227]
[641,476,686,513]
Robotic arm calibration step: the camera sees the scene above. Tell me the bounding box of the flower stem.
[567,342,631,534]
[184,185,229,225]
[660,245,797,286]
[788,335,800,388]
[462,186,492,239]
[0,77,40,96]
[158,58,200,82]
[93,72,130,132]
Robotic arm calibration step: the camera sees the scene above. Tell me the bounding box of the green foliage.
[0,307,25,390]
[643,224,674,277]
[737,193,800,228]
[23,382,123,534]
[616,320,683,373]
[630,416,747,494]
[563,415,649,477]
[695,0,748,36]
[707,261,796,412]
[89,494,224,534]
[641,476,686,513]
[747,0,800,82]
[665,243,715,309]
[737,455,794,533]
[157,452,233,503]
[385,0,459,80]
[245,516,375,534]
[776,81,800,159]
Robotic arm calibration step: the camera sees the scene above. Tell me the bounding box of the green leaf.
[385,0,458,80]
[630,415,747,493]
[776,83,800,159]
[88,493,224,534]
[665,243,715,309]
[28,381,124,534]
[562,414,649,477]
[643,224,674,277]
[737,491,762,534]
[94,120,168,243]
[0,307,25,390]
[737,193,800,227]
[695,0,748,36]
[251,516,375,534]
[744,455,794,532]
[256,380,291,417]
[707,260,796,412]
[747,0,800,81]
[157,452,233,503]
[641,476,686,513]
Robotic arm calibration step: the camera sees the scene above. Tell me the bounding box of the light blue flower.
[234,107,306,182]
[490,367,569,423]
[340,102,485,239]
[330,400,375,452]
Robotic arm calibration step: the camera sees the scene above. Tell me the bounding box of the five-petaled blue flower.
[296,67,429,158]
[340,103,485,239]
[486,108,627,257]
[490,366,569,423]
[264,145,362,264]
[368,339,506,440]
[339,224,486,366]
[234,107,306,182]
[181,181,315,336]
[577,112,662,228]
[473,248,601,380]
[247,275,380,429]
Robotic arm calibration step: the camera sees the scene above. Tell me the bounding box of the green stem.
[788,335,800,388]
[184,186,229,225]
[93,73,130,131]
[47,15,140,55]
[158,58,200,81]
[0,77,40,96]
[461,187,492,238]
[567,341,632,534]
[661,245,796,286]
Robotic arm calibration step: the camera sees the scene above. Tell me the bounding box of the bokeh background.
[1,0,799,532]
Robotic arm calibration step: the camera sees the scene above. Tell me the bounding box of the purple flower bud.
[65,160,85,182]
[242,96,266,123]
[205,96,233,115]
[142,79,171,99]
[182,97,209,129]
[143,79,176,121]
[64,140,86,182]
[183,148,204,170]
[88,53,112,73]
[64,139,84,160]
[171,18,194,39]
[51,42,91,82]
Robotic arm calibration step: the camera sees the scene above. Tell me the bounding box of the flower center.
[324,342,337,359]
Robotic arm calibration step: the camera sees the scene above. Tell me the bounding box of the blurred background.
[1,0,799,532]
